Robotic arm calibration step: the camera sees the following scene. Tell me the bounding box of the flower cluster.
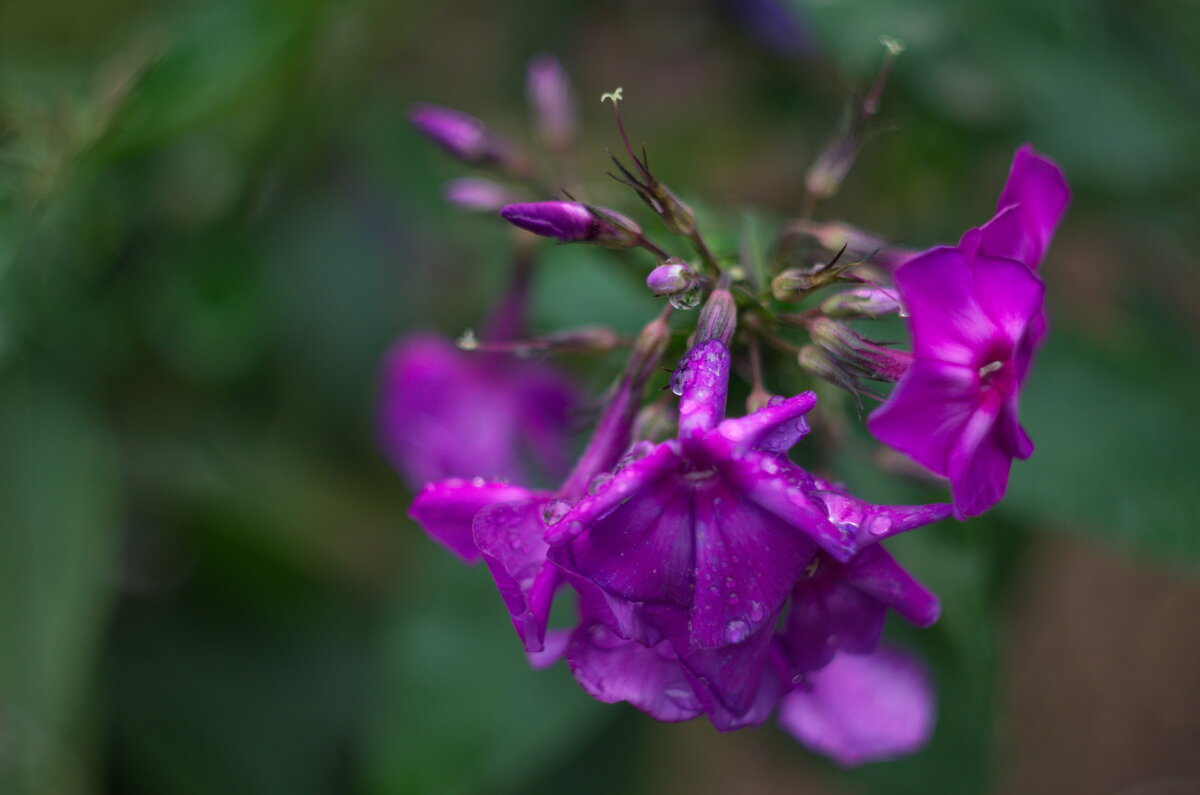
[384,48,1068,766]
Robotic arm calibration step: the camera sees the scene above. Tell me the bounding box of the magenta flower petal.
[675,340,731,439]
[651,605,779,723]
[895,247,996,366]
[968,253,1046,349]
[785,575,887,675]
[550,464,696,607]
[567,621,705,723]
[526,628,571,670]
[994,144,1071,271]
[868,358,978,476]
[409,479,544,562]
[778,647,936,767]
[690,476,821,648]
[808,479,952,546]
[841,544,941,628]
[709,391,816,456]
[472,498,560,651]
[729,454,854,562]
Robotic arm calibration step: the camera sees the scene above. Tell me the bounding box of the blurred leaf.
[364,542,609,795]
[0,374,120,794]
[106,596,367,795]
[1008,343,1200,563]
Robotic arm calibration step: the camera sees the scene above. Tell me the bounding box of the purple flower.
[547,339,853,655]
[868,146,1069,517]
[777,646,936,767]
[378,333,576,489]
[500,201,642,248]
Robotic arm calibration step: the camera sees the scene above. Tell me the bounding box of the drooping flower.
[868,146,1069,517]
[378,333,576,489]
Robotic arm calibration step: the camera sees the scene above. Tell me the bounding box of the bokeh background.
[2,1,1199,793]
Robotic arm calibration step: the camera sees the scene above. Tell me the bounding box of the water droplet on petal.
[748,601,765,622]
[669,284,703,310]
[724,619,751,644]
[725,592,739,606]
[587,472,614,495]
[866,515,893,537]
[541,500,571,526]
[616,440,656,472]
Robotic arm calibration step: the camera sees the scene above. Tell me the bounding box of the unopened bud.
[409,103,528,175]
[527,54,577,152]
[805,125,862,201]
[808,316,911,382]
[798,344,866,409]
[499,201,642,248]
[655,184,697,236]
[695,280,736,346]
[772,268,821,301]
[443,177,513,212]
[646,257,703,309]
[820,286,901,318]
[646,258,695,295]
[627,311,673,383]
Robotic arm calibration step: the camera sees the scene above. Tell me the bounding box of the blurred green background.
[2,0,1199,793]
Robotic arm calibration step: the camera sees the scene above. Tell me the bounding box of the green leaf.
[0,375,120,795]
[1007,345,1200,563]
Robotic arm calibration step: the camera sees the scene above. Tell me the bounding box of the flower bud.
[798,344,866,408]
[526,54,577,152]
[695,279,736,346]
[807,316,911,382]
[409,103,526,173]
[646,259,695,295]
[409,103,493,163]
[772,268,821,301]
[499,201,642,248]
[805,128,861,201]
[820,286,901,318]
[443,177,513,212]
[645,257,702,308]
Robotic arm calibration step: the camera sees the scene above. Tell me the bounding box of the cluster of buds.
[385,45,1070,768]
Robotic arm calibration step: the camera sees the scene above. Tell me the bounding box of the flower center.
[978,360,1004,378]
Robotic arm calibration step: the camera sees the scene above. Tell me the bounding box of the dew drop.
[748,601,765,622]
[587,472,614,495]
[866,515,893,537]
[724,620,751,644]
[725,592,739,606]
[669,284,703,311]
[470,476,486,487]
[541,500,571,526]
